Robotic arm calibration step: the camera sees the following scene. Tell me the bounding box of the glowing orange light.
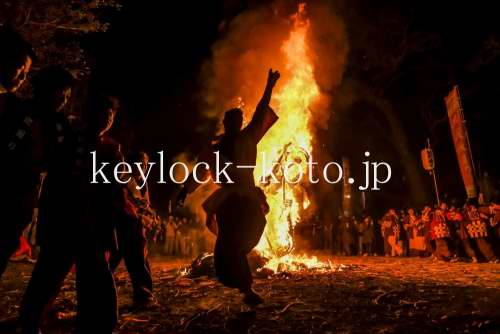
[254,3,326,271]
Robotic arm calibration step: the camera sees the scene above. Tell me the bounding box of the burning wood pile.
[183,252,348,279]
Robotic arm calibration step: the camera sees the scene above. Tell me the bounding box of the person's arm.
[245,69,281,143]
[257,69,280,111]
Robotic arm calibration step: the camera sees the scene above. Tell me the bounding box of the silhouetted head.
[86,95,117,137]
[466,197,479,207]
[33,65,75,113]
[223,108,243,135]
[0,27,36,93]
[128,151,149,175]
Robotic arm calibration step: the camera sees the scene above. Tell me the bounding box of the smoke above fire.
[201,1,348,135]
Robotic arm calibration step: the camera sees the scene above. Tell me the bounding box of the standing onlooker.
[421,206,434,255]
[431,205,453,261]
[406,208,424,256]
[400,210,411,256]
[355,217,366,255]
[361,214,375,255]
[448,206,477,262]
[109,150,155,308]
[382,209,401,256]
[323,221,333,253]
[339,215,354,255]
[464,199,498,263]
[164,216,176,255]
[379,214,392,256]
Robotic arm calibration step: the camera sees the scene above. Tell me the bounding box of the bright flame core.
[254,4,325,271]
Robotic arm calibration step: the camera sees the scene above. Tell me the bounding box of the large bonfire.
[253,4,329,272]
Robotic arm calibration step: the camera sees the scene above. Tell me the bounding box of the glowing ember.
[254,3,326,271]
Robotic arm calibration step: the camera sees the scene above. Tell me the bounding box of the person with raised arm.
[176,69,280,305]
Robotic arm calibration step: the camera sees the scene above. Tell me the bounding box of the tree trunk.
[361,88,430,206]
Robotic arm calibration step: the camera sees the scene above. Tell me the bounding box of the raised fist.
[267,68,280,87]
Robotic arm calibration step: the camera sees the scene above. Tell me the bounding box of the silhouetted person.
[431,205,453,261]
[20,90,118,333]
[380,210,397,256]
[164,216,177,255]
[447,205,477,262]
[0,27,39,279]
[464,198,498,263]
[109,150,155,308]
[323,221,333,252]
[178,69,280,305]
[360,214,375,255]
[339,215,355,255]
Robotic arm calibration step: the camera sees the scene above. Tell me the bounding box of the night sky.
[86,0,500,216]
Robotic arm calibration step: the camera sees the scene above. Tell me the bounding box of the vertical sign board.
[444,86,477,198]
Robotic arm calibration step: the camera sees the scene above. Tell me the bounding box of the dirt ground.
[1,255,499,334]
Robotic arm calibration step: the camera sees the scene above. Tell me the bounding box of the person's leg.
[166,237,173,255]
[327,235,333,252]
[476,238,497,262]
[343,239,350,255]
[453,237,463,258]
[76,244,117,333]
[20,245,74,333]
[115,215,154,304]
[390,236,396,256]
[384,237,391,256]
[174,235,181,255]
[215,194,264,304]
[213,237,240,287]
[436,239,451,261]
[169,237,175,255]
[461,238,477,262]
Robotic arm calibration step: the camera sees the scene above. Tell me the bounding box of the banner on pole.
[445,85,477,198]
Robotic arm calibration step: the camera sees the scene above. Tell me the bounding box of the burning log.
[184,251,269,279]
[184,250,339,280]
[184,252,215,278]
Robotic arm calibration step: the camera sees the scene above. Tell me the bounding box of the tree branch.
[26,21,90,32]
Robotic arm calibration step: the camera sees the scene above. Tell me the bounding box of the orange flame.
[254,4,326,271]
